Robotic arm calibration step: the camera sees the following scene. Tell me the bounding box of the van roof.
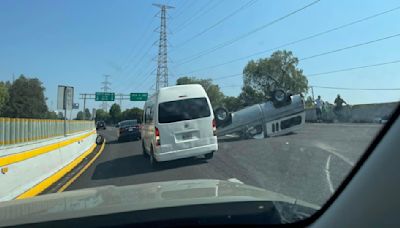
[155,84,208,103]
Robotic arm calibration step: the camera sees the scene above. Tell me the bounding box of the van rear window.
[158,98,211,123]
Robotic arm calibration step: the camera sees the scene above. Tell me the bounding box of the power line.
[111,17,157,86]
[189,59,400,83]
[174,0,258,49]
[218,84,400,91]
[308,59,400,76]
[172,0,191,19]
[114,43,155,91]
[174,0,321,66]
[176,5,400,75]
[310,85,400,91]
[198,33,400,81]
[137,68,157,90]
[301,33,400,61]
[173,0,222,34]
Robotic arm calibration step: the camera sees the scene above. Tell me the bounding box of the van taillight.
[155,127,160,146]
[212,119,217,136]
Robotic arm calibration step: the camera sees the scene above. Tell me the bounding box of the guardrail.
[0,118,94,147]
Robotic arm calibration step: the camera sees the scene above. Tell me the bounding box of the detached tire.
[96,135,104,145]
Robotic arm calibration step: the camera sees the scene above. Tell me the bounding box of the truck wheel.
[142,141,148,157]
[204,151,214,159]
[150,146,159,168]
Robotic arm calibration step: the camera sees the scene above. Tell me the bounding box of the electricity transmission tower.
[153,4,174,91]
[101,75,111,111]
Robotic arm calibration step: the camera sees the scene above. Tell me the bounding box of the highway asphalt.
[66,123,381,206]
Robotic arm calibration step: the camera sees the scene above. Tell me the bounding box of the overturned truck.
[215,90,305,139]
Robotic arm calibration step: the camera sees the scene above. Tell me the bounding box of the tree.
[45,111,58,119]
[121,107,143,122]
[84,108,91,120]
[76,111,84,120]
[109,103,121,124]
[57,111,64,120]
[222,96,242,112]
[176,76,225,107]
[243,50,308,98]
[0,82,9,115]
[3,75,49,118]
[96,109,110,123]
[238,85,265,107]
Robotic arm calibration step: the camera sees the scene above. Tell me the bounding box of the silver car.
[215,90,305,139]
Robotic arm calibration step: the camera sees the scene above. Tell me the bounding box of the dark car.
[96,121,106,130]
[117,119,141,142]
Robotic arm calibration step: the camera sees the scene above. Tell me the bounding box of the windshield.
[158,98,211,123]
[120,120,138,127]
[0,0,399,226]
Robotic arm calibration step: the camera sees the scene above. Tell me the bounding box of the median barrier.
[0,119,97,202]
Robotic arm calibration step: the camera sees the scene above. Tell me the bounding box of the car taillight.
[155,127,160,146]
[212,119,217,136]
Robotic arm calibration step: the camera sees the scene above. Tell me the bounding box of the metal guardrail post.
[0,118,4,147]
[5,118,10,146]
[0,118,95,146]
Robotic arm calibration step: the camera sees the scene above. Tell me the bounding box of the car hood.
[0,179,319,226]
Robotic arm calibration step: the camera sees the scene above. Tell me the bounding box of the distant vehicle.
[142,84,218,166]
[215,89,305,139]
[115,122,120,128]
[96,121,106,130]
[117,120,141,142]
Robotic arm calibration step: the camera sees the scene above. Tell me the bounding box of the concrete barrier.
[0,129,97,202]
[305,102,398,123]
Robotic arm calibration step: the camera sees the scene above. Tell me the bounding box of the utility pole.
[153,4,174,91]
[83,93,87,120]
[101,75,111,111]
[117,93,123,107]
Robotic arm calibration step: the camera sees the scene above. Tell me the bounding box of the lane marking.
[227,178,244,184]
[57,140,106,193]
[314,142,354,166]
[325,155,334,194]
[16,143,97,199]
[0,130,96,166]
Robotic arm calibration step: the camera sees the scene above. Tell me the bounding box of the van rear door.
[157,97,215,152]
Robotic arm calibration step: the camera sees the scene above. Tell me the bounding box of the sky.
[0,0,399,115]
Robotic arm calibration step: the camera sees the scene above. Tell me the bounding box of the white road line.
[227,178,244,184]
[325,155,334,194]
[315,142,354,166]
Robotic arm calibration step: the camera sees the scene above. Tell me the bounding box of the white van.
[141,84,218,166]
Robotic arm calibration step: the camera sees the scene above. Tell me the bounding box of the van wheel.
[142,141,148,157]
[150,147,159,168]
[204,152,214,159]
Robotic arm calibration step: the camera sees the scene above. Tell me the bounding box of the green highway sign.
[95,92,115,101]
[130,93,148,101]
